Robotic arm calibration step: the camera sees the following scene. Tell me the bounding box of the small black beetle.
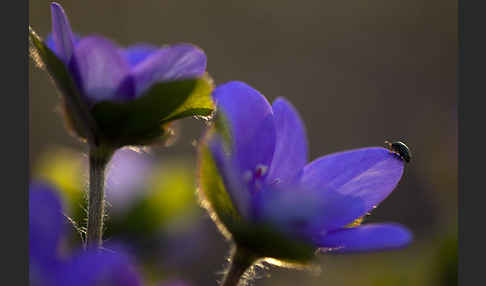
[385,141,411,163]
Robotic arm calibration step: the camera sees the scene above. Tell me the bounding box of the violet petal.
[29,182,65,278]
[258,184,366,238]
[121,44,158,67]
[315,223,412,253]
[50,2,75,62]
[56,248,142,286]
[266,97,308,185]
[132,44,206,97]
[69,36,130,103]
[212,81,276,179]
[300,147,404,229]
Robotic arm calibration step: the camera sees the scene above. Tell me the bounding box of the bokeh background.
[29,0,457,285]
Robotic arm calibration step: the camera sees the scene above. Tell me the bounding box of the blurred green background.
[29,0,457,285]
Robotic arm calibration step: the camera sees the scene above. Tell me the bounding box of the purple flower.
[29,181,142,286]
[198,81,412,262]
[29,2,214,146]
[47,2,206,104]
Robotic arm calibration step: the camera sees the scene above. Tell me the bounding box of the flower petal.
[56,246,142,286]
[45,33,81,59]
[69,36,130,102]
[208,135,251,219]
[258,185,366,239]
[50,2,75,62]
[315,223,412,253]
[300,147,404,229]
[212,81,276,177]
[266,97,308,185]
[120,44,158,67]
[29,182,65,274]
[132,44,206,96]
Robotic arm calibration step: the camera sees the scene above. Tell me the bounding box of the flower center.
[243,164,268,192]
[255,164,268,178]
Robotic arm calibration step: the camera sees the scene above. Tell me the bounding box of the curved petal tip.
[50,2,75,62]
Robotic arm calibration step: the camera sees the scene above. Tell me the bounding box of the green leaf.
[29,26,98,143]
[232,224,316,264]
[162,76,215,123]
[91,75,215,146]
[197,139,243,238]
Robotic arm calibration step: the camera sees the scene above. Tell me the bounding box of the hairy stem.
[86,146,113,248]
[221,246,258,286]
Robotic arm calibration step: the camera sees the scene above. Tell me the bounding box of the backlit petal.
[50,2,75,62]
[258,185,366,238]
[266,97,308,185]
[132,44,206,97]
[69,36,130,102]
[121,44,158,67]
[212,81,276,178]
[300,147,404,230]
[315,223,412,253]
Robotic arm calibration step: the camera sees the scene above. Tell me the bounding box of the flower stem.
[221,246,258,286]
[86,146,113,248]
